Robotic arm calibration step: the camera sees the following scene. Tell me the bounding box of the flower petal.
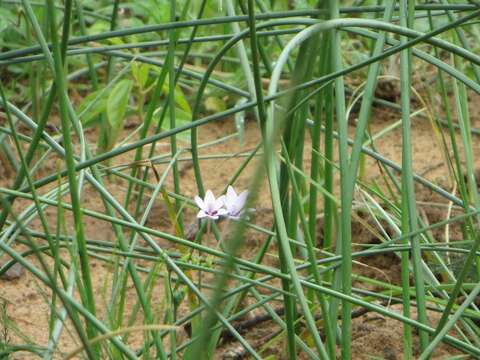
[204,190,216,211]
[217,208,228,216]
[214,195,225,210]
[236,190,248,209]
[204,189,215,202]
[197,210,208,218]
[226,186,237,201]
[224,187,236,212]
[194,195,205,210]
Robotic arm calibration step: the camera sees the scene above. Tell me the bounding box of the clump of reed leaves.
[0,0,480,359]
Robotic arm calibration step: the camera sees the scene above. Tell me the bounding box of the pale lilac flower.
[194,190,227,220]
[224,186,249,219]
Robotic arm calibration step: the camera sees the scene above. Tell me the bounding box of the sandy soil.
[1,87,479,359]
